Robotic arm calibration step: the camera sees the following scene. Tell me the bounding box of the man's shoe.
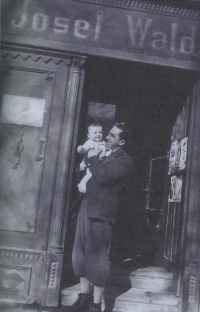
[88,302,101,312]
[67,293,93,311]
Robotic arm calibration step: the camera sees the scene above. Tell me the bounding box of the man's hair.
[115,122,130,142]
[88,123,103,132]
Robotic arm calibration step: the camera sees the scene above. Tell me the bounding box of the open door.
[0,51,85,306]
[163,102,189,296]
[161,79,200,298]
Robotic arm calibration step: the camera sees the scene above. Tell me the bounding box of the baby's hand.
[77,140,95,154]
[77,145,84,153]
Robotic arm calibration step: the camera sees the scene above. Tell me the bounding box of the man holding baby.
[67,122,132,312]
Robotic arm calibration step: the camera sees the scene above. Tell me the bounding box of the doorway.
[61,56,198,291]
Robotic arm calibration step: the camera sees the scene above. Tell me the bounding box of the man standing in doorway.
[68,123,133,312]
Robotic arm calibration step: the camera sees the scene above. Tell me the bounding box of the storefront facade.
[0,1,200,311]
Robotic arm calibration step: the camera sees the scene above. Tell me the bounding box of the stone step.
[106,286,179,306]
[61,284,181,312]
[61,284,82,307]
[129,266,173,291]
[105,286,181,312]
[61,267,179,312]
[112,301,180,312]
[130,267,173,279]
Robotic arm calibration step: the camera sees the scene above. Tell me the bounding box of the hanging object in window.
[168,175,183,203]
[168,137,188,174]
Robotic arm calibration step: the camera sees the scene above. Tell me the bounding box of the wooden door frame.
[158,76,200,311]
[180,79,200,312]
[162,99,191,296]
[40,56,87,307]
[0,45,86,307]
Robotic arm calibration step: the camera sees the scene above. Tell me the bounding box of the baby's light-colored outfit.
[78,139,111,193]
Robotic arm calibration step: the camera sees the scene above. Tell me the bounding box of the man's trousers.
[72,197,112,287]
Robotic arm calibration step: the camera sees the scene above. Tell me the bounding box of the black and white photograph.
[168,175,183,202]
[1,1,200,312]
[168,137,188,174]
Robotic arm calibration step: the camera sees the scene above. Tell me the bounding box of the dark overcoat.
[84,148,133,224]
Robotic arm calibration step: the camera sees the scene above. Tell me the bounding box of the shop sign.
[2,0,200,64]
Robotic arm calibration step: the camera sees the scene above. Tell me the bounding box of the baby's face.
[88,126,103,142]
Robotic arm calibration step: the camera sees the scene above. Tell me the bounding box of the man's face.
[105,126,125,150]
[88,126,103,142]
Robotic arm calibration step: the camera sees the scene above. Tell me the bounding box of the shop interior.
[62,56,198,289]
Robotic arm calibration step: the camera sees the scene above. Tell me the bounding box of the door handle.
[13,126,24,169]
[36,137,46,161]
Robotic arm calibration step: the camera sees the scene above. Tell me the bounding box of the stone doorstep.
[130,267,173,279]
[129,276,172,291]
[129,266,173,291]
[112,287,180,306]
[0,304,62,312]
[61,284,180,311]
[61,268,177,311]
[111,287,181,312]
[0,307,37,312]
[112,301,180,312]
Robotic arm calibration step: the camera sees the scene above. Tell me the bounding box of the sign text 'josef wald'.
[2,0,200,60]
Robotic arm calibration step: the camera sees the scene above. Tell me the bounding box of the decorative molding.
[1,50,71,66]
[48,56,85,253]
[0,249,46,262]
[41,254,63,306]
[72,57,85,74]
[182,266,200,311]
[74,0,200,20]
[188,275,196,303]
[48,262,58,289]
[0,265,31,295]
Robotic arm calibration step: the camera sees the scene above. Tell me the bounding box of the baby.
[77,123,111,193]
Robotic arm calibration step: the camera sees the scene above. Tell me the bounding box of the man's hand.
[77,180,87,193]
[80,160,87,171]
[77,168,92,193]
